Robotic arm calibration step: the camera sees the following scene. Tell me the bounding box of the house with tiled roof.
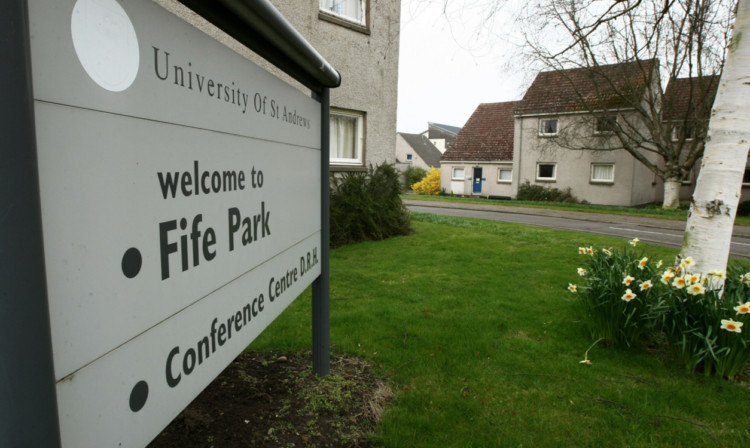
[427,122,461,153]
[512,60,665,206]
[395,132,443,170]
[440,101,518,197]
[442,61,726,206]
[661,75,721,200]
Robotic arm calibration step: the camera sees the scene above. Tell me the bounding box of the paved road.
[404,199,750,259]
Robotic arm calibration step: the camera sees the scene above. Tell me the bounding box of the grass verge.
[402,194,750,226]
[250,213,750,447]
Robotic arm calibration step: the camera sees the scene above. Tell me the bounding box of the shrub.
[411,167,441,195]
[517,180,577,203]
[404,166,428,190]
[569,240,750,378]
[329,163,411,248]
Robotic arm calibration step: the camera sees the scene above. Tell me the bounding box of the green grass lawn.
[251,213,750,447]
[403,193,750,227]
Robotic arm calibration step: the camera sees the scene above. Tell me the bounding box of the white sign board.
[28,0,322,446]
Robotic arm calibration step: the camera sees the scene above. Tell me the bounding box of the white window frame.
[671,121,696,142]
[497,166,512,183]
[539,118,559,137]
[330,109,364,166]
[452,167,465,181]
[680,168,693,185]
[319,0,366,26]
[590,163,615,184]
[406,154,413,162]
[536,163,556,181]
[594,115,617,135]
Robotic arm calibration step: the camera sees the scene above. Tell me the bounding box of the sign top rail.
[177,0,342,92]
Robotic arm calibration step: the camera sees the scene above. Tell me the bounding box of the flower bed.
[569,238,750,378]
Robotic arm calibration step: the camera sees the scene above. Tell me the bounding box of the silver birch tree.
[682,0,750,273]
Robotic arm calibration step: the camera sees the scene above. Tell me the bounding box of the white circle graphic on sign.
[71,0,139,92]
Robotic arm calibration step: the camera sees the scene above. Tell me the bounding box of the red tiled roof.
[441,101,518,162]
[515,60,658,116]
[662,75,719,121]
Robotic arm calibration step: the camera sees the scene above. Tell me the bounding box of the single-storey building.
[440,102,518,197]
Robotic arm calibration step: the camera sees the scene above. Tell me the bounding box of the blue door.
[472,167,483,194]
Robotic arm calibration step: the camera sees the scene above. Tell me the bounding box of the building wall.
[514,114,659,206]
[157,0,400,171]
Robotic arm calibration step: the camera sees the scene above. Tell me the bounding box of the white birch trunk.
[682,0,750,274]
[663,179,682,209]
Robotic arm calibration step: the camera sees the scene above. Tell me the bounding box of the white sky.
[396,0,529,134]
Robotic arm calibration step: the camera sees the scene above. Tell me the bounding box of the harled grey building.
[160,0,400,171]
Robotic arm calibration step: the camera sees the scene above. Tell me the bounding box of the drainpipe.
[514,117,523,198]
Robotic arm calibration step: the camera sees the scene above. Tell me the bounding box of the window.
[452,167,465,180]
[671,122,696,141]
[539,118,558,136]
[320,0,365,25]
[590,163,614,183]
[406,154,413,162]
[497,167,512,183]
[681,169,693,185]
[536,163,556,181]
[330,109,364,166]
[595,115,617,134]
[743,168,750,186]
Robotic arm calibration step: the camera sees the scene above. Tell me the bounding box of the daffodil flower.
[622,275,635,286]
[602,248,612,256]
[682,256,695,268]
[629,237,639,247]
[639,280,653,291]
[656,260,663,268]
[686,273,701,284]
[672,276,687,289]
[579,338,602,366]
[586,247,594,255]
[636,257,648,270]
[708,269,726,281]
[660,269,675,285]
[568,283,578,293]
[578,247,587,255]
[734,302,750,314]
[621,289,636,302]
[741,273,750,285]
[687,283,705,295]
[721,319,743,333]
[577,268,587,277]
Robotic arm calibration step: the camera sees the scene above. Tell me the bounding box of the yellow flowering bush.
[569,239,750,378]
[411,167,441,195]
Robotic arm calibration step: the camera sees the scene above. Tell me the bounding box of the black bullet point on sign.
[122,247,142,278]
[130,380,149,412]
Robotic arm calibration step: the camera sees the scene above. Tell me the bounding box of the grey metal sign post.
[1,1,338,446]
[1,3,62,447]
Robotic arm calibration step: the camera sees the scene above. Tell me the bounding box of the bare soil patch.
[148,350,389,448]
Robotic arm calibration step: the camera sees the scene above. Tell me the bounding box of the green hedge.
[517,180,578,203]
